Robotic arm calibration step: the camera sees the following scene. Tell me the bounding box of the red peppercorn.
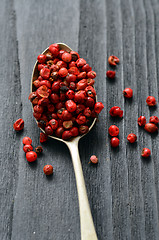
[144,123,158,133]
[77,71,87,80]
[65,100,77,112]
[87,71,96,79]
[109,106,123,118]
[82,64,92,72]
[55,126,65,138]
[85,97,95,108]
[35,146,43,154]
[94,102,104,114]
[23,137,32,145]
[38,97,49,106]
[70,51,79,61]
[56,60,67,69]
[123,88,133,98]
[49,119,58,130]
[62,110,72,120]
[76,58,86,68]
[40,132,48,143]
[49,45,59,57]
[39,80,51,89]
[43,164,53,175]
[76,104,85,114]
[108,125,119,136]
[146,96,156,106]
[36,85,50,99]
[40,68,50,79]
[47,104,55,113]
[68,67,80,75]
[138,116,146,126]
[33,111,42,120]
[13,118,24,131]
[33,79,40,88]
[59,67,68,77]
[46,52,53,60]
[66,90,75,99]
[106,70,116,79]
[50,93,60,104]
[108,55,119,66]
[38,64,46,71]
[127,133,137,143]
[141,148,151,158]
[62,52,72,62]
[79,125,89,135]
[89,155,98,164]
[63,120,73,129]
[33,105,44,114]
[66,74,76,83]
[45,125,54,135]
[26,151,37,162]
[76,79,87,90]
[23,145,33,153]
[83,107,91,117]
[62,130,72,140]
[87,78,95,86]
[37,54,46,64]
[110,137,120,147]
[74,91,86,103]
[149,116,159,125]
[69,61,76,68]
[70,127,79,137]
[76,114,86,125]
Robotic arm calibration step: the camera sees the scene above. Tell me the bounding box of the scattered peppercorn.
[109,106,123,118]
[141,148,151,158]
[35,146,43,154]
[144,123,158,133]
[40,132,48,143]
[43,165,53,175]
[146,96,156,106]
[23,145,33,153]
[106,70,116,79]
[123,88,133,98]
[110,137,120,147]
[13,118,24,131]
[149,116,159,125]
[138,116,146,126]
[108,125,119,136]
[108,55,119,66]
[26,151,37,162]
[127,133,137,143]
[89,155,98,164]
[22,137,32,145]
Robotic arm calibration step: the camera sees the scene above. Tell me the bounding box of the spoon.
[31,43,98,240]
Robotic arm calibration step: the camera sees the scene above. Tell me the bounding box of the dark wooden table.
[1,0,159,239]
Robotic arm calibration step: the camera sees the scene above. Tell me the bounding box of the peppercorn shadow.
[28,160,38,169]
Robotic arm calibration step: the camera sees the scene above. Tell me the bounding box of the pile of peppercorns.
[106,56,158,158]
[28,43,104,140]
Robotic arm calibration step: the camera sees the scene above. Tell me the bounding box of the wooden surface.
[1,0,159,239]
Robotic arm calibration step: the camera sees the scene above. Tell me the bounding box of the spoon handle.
[67,140,98,240]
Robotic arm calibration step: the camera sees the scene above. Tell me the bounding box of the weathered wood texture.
[1,0,159,239]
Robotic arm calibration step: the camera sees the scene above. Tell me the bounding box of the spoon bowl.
[31,43,98,240]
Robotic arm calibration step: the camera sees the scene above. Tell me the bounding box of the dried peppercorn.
[62,52,72,62]
[40,132,48,143]
[23,145,33,153]
[89,155,98,164]
[59,67,68,77]
[138,116,146,126]
[62,130,72,140]
[13,118,24,131]
[110,137,120,147]
[26,151,37,162]
[108,125,119,136]
[144,123,158,133]
[108,55,119,66]
[23,137,32,145]
[123,88,133,98]
[43,165,53,175]
[106,70,116,79]
[35,146,43,154]
[141,148,151,158]
[146,96,156,106]
[94,102,104,114]
[37,54,46,64]
[109,106,123,118]
[149,116,159,125]
[127,133,137,143]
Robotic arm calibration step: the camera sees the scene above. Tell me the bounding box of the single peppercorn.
[144,123,158,133]
[110,137,120,147]
[35,146,43,154]
[108,55,119,66]
[123,88,133,98]
[94,102,104,114]
[43,165,53,175]
[40,132,48,143]
[13,118,24,131]
[89,155,98,164]
[138,116,146,126]
[109,106,123,118]
[37,54,46,64]
[146,96,156,106]
[108,125,119,136]
[23,145,33,153]
[149,116,159,125]
[26,151,37,162]
[141,148,151,158]
[23,137,32,145]
[106,70,116,79]
[127,133,137,143]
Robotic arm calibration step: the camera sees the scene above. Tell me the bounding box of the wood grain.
[1,0,159,239]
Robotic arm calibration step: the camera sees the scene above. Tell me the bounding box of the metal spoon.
[31,43,98,240]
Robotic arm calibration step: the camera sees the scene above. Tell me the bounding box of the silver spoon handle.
[67,140,98,240]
